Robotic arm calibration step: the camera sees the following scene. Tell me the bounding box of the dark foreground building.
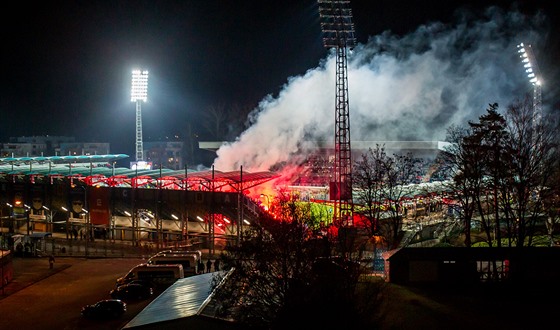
[384,247,560,287]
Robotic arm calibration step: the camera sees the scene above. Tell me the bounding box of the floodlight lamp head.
[131,69,149,102]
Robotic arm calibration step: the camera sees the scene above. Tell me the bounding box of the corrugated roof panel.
[122,272,219,329]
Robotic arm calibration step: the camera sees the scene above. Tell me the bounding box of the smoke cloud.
[213,6,548,172]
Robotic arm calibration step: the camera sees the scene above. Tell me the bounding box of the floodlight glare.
[131,70,149,102]
[131,69,149,162]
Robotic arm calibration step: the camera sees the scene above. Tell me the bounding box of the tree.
[442,98,560,248]
[352,145,386,239]
[380,151,422,249]
[352,145,420,250]
[202,102,255,141]
[438,124,483,247]
[202,103,229,140]
[500,97,560,247]
[209,215,366,328]
[468,103,510,247]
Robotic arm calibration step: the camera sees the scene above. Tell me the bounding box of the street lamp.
[5,203,13,234]
[131,69,149,163]
[24,204,31,235]
[71,183,89,256]
[61,206,69,239]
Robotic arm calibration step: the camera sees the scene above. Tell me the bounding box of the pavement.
[0,255,74,300]
[0,240,223,301]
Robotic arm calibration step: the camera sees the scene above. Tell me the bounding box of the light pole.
[81,186,90,257]
[6,203,14,233]
[131,69,149,163]
[61,206,69,239]
[70,183,89,256]
[42,206,52,232]
[84,207,90,258]
[24,204,31,235]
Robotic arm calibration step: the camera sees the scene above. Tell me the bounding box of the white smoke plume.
[213,6,548,172]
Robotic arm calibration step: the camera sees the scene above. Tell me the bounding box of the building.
[144,141,184,170]
[1,136,76,157]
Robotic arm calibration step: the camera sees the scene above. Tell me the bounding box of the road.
[0,257,157,330]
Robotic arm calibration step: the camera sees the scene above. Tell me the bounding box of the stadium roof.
[0,154,280,190]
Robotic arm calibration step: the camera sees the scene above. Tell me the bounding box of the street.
[0,257,155,330]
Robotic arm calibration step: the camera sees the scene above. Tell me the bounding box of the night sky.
[2,1,558,169]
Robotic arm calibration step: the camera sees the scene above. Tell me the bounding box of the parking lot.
[0,256,156,330]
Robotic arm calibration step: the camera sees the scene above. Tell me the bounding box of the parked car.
[110,282,154,300]
[81,299,126,319]
[117,279,154,290]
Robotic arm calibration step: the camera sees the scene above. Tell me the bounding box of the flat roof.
[123,271,221,329]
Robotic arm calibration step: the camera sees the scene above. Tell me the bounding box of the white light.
[124,211,131,216]
[223,217,230,223]
[196,216,204,222]
[131,70,149,102]
[172,214,179,220]
[61,206,68,212]
[6,203,13,208]
[243,219,250,225]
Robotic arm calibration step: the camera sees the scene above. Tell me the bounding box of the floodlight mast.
[516,43,542,132]
[131,70,149,162]
[318,0,356,227]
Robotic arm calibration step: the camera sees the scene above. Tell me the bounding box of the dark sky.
[2,1,558,162]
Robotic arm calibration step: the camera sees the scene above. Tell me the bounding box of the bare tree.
[501,97,560,247]
[202,103,229,140]
[352,145,420,249]
[352,145,387,239]
[202,102,255,141]
[209,214,366,328]
[381,151,421,249]
[438,124,483,247]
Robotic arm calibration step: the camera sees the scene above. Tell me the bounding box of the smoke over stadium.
[213,5,549,172]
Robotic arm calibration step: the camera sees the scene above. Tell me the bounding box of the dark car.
[81,299,127,319]
[110,282,154,300]
[117,279,155,290]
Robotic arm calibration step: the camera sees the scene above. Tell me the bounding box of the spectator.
[49,255,55,269]
[15,242,23,256]
[206,259,212,273]
[214,259,220,271]
[198,259,204,274]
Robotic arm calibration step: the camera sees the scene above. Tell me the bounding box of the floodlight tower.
[131,69,149,162]
[318,0,356,226]
[516,43,542,132]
